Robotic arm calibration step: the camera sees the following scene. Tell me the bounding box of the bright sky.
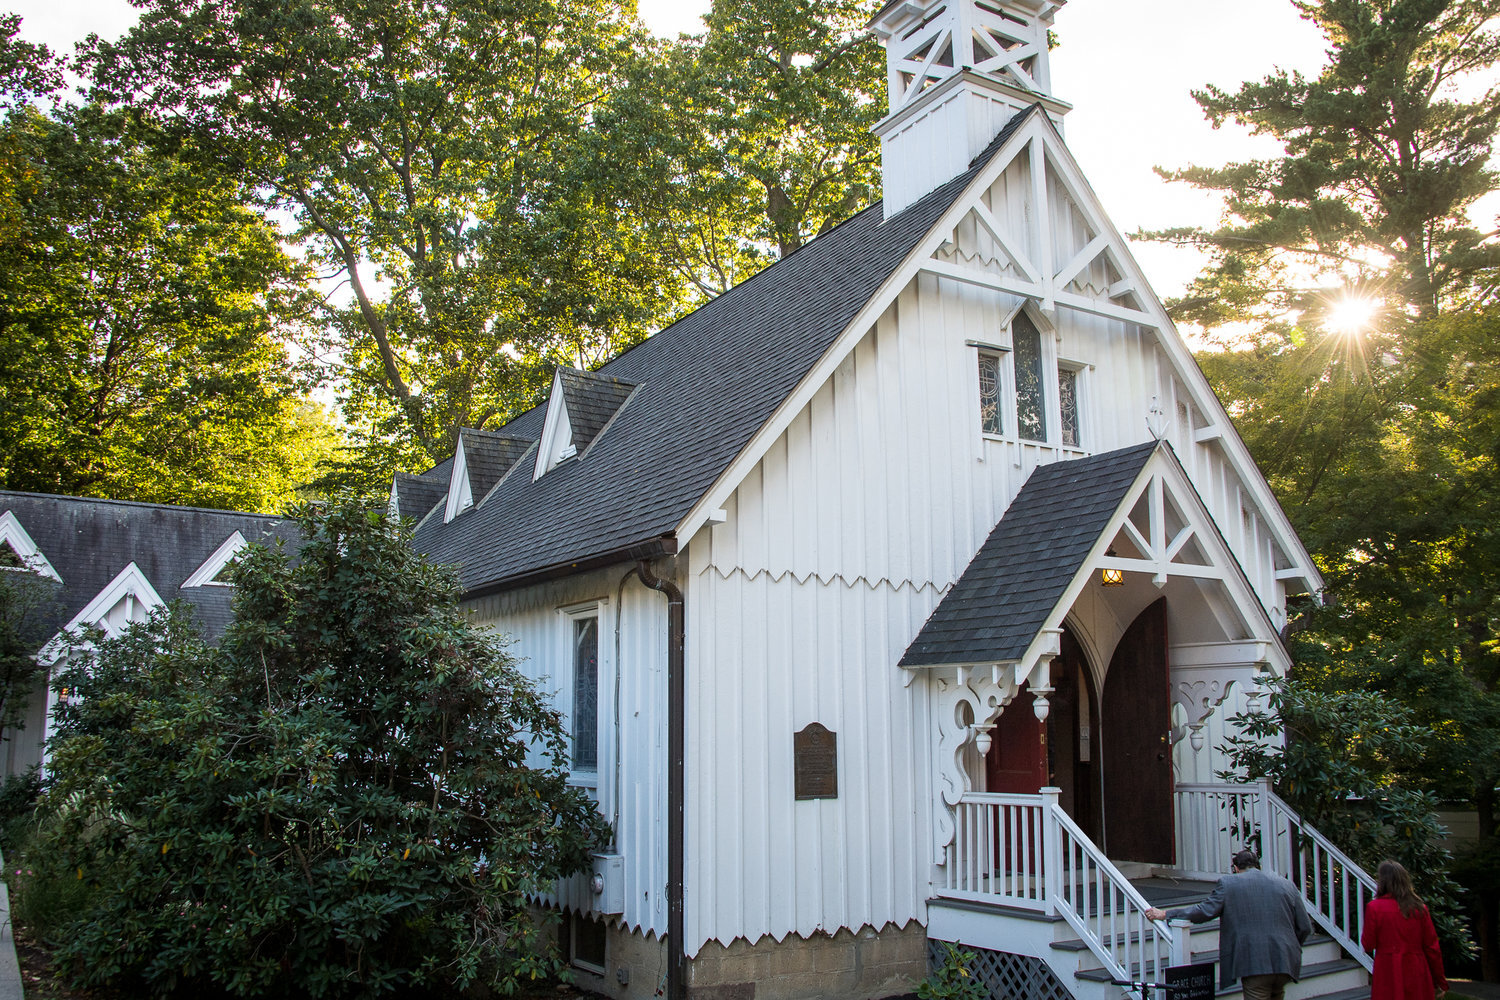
[7,0,1336,299]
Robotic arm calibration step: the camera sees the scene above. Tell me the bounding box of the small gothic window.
[571,615,599,771]
[978,352,1003,436]
[1014,312,1048,442]
[1059,367,1080,447]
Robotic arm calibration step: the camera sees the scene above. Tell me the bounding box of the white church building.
[1,2,1383,999]
[387,2,1381,999]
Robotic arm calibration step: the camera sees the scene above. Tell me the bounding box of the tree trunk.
[1478,783,1498,981]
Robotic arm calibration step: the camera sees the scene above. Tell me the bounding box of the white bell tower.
[870,0,1071,216]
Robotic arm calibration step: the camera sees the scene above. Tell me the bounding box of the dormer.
[445,428,534,522]
[533,367,637,480]
[39,561,163,663]
[0,509,61,582]
[870,0,1072,215]
[181,530,248,588]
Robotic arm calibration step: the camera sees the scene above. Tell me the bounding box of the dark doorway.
[1100,598,1174,864]
[984,627,1099,839]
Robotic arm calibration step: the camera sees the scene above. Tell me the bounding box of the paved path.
[0,878,21,1000]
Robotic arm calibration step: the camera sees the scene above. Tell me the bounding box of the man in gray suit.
[1146,849,1312,1000]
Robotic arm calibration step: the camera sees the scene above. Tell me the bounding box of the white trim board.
[181,530,248,588]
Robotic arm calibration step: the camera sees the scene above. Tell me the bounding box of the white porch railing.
[1173,777,1376,973]
[941,779,1378,981]
[941,788,1175,982]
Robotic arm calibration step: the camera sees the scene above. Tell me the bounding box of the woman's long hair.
[1377,859,1424,918]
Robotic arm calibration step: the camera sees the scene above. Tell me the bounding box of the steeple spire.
[870,0,1071,215]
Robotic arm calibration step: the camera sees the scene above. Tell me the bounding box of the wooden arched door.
[1099,598,1174,864]
[985,628,1099,839]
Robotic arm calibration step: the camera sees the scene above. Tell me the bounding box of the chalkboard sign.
[1165,963,1215,1000]
[794,723,838,800]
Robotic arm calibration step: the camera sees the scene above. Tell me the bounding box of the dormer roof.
[391,471,449,523]
[535,367,637,479]
[558,369,636,453]
[445,428,535,522]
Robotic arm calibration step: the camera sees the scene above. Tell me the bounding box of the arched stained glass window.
[1014,311,1048,442]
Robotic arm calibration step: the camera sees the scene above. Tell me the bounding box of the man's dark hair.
[1232,849,1261,870]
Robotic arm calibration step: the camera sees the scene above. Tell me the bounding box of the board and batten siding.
[680,173,1295,951]
[464,565,671,938]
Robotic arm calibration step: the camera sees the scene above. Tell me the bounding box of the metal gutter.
[636,559,685,1000]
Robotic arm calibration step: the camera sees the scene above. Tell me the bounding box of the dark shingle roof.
[459,429,534,501]
[557,368,636,454]
[0,492,297,645]
[413,105,1041,593]
[900,442,1159,667]
[393,473,448,522]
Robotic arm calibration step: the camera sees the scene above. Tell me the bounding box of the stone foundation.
[563,920,669,1000]
[684,921,926,1000]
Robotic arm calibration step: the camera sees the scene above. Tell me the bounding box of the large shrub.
[38,501,609,998]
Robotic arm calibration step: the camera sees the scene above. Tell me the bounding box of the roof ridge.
[0,490,284,520]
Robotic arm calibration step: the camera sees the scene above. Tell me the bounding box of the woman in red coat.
[1362,860,1448,1000]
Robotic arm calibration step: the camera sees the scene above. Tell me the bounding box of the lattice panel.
[927,941,1075,1000]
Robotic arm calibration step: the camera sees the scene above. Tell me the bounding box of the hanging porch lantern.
[1101,548,1124,587]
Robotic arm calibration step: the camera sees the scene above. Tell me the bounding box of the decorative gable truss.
[446,428,535,523]
[0,510,61,582]
[181,530,248,588]
[911,111,1319,594]
[923,122,1155,328]
[533,367,637,481]
[879,0,1057,112]
[37,561,165,665]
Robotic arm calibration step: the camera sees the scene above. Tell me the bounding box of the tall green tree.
[1165,0,1500,975]
[605,0,886,298]
[1151,0,1499,327]
[88,0,688,468]
[0,94,338,512]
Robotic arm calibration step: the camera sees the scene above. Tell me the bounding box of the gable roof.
[0,492,297,645]
[411,105,1043,594]
[900,442,1158,667]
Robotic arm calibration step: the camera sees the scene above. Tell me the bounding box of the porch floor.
[1130,876,1219,909]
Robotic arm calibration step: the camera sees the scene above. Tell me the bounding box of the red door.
[1100,598,1174,864]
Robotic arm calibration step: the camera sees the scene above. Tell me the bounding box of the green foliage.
[88,0,690,468]
[0,565,58,746]
[38,500,610,998]
[621,0,885,294]
[0,769,39,855]
[0,92,341,511]
[1217,676,1472,958]
[1149,0,1500,326]
[917,943,989,1000]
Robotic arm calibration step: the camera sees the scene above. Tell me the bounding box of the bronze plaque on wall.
[794,723,838,800]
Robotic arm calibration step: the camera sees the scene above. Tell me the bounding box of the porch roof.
[899,441,1158,667]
